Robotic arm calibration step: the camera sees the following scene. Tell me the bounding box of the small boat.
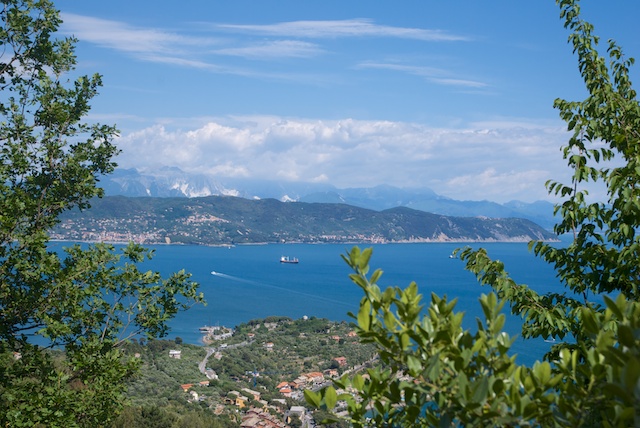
[280,256,299,264]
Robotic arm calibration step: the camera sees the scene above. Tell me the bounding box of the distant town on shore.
[52,194,557,246]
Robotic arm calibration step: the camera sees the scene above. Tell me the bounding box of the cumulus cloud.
[114,116,571,202]
[446,168,552,201]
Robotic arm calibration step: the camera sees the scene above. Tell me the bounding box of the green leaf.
[492,378,505,394]
[623,358,640,391]
[383,310,396,331]
[352,374,365,390]
[406,355,422,375]
[358,299,371,331]
[304,390,322,408]
[603,295,623,319]
[370,268,383,284]
[471,377,489,404]
[617,325,634,348]
[580,308,599,334]
[324,386,338,410]
[534,362,551,385]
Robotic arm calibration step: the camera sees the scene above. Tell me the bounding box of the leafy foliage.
[306,1,640,426]
[0,1,203,426]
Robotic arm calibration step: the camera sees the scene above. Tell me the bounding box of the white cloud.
[60,14,474,87]
[204,162,250,178]
[357,62,444,76]
[357,62,487,88]
[61,13,218,54]
[445,168,552,201]
[184,122,262,150]
[138,54,221,70]
[430,78,488,88]
[216,19,468,41]
[60,14,338,83]
[114,116,572,202]
[312,174,330,183]
[213,40,324,59]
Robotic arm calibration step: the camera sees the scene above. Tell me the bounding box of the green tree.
[306,1,640,426]
[0,1,203,426]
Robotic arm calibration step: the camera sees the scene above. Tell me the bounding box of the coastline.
[48,235,559,247]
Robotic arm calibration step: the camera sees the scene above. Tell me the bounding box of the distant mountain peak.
[100,167,556,229]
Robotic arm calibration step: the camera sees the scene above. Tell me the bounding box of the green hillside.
[112,317,374,427]
[52,195,556,245]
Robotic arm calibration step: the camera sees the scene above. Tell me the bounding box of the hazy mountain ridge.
[52,195,557,246]
[101,168,557,229]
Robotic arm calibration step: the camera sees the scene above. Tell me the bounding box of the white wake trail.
[211,271,259,285]
[210,270,351,307]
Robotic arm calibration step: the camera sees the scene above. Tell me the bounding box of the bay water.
[133,241,563,367]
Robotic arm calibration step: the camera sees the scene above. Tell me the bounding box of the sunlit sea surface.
[64,241,565,366]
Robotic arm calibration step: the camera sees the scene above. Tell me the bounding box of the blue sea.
[129,241,564,367]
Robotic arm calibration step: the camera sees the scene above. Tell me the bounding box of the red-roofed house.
[306,372,324,383]
[333,356,347,367]
[279,387,293,398]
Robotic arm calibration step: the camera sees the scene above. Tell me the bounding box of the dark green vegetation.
[52,195,556,245]
[0,2,202,426]
[109,317,376,427]
[307,1,640,426]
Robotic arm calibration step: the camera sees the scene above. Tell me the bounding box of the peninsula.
[51,195,556,246]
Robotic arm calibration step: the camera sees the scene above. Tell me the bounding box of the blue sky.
[54,0,640,202]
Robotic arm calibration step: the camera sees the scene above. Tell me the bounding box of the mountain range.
[100,168,558,230]
[53,195,556,246]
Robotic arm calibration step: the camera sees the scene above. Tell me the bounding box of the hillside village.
[121,316,378,427]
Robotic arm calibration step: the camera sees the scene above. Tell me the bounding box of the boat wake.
[210,271,259,285]
[210,270,350,307]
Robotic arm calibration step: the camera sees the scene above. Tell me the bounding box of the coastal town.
[51,195,556,246]
[126,316,379,427]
